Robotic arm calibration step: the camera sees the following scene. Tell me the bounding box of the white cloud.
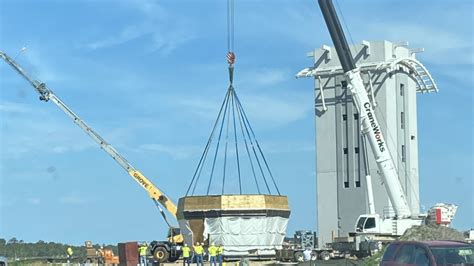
[364,23,474,65]
[137,143,201,160]
[0,101,32,113]
[59,195,91,205]
[85,0,196,55]
[176,92,312,129]
[21,48,69,82]
[239,68,290,87]
[238,94,312,128]
[26,198,41,205]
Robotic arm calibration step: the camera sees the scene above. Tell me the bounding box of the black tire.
[320,251,331,261]
[294,251,304,262]
[168,255,179,262]
[310,251,318,260]
[153,246,169,263]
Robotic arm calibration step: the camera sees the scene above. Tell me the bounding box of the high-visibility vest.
[139,245,148,256]
[208,246,217,256]
[67,247,73,256]
[194,245,204,255]
[217,246,224,255]
[182,246,191,258]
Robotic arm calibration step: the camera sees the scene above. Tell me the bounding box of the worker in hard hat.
[138,242,148,266]
[66,246,73,263]
[216,244,224,266]
[182,243,191,266]
[208,243,218,266]
[193,242,204,266]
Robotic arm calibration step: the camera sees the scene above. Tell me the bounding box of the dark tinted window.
[414,246,430,266]
[382,243,400,261]
[395,244,416,263]
[430,246,474,264]
[356,217,366,232]
[364,218,376,229]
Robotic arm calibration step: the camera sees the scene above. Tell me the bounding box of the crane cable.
[226,0,235,83]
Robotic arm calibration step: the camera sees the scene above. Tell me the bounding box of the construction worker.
[208,243,218,266]
[193,242,204,266]
[66,246,73,263]
[216,244,224,266]
[182,243,191,266]
[303,248,312,261]
[97,246,105,265]
[138,242,148,266]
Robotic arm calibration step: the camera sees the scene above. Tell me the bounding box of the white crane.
[317,0,456,236]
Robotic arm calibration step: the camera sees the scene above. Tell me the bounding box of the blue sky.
[0,0,472,245]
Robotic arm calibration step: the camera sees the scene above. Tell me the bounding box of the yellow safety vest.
[208,246,218,256]
[217,246,224,255]
[194,245,204,255]
[67,247,73,256]
[139,245,148,256]
[182,246,191,258]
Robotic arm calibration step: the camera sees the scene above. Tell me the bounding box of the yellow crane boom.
[0,50,178,218]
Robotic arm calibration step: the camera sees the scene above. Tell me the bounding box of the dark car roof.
[392,240,471,247]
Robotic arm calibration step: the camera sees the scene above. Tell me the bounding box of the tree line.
[0,238,118,259]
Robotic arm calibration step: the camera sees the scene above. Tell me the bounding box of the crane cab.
[355,214,424,236]
[355,214,382,234]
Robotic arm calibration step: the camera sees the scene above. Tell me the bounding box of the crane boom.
[317,0,411,218]
[0,50,178,218]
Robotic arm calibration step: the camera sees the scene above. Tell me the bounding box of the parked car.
[380,240,474,265]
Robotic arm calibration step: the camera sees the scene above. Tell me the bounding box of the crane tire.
[153,246,169,263]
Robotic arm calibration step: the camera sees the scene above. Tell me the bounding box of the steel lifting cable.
[235,94,261,194]
[186,89,231,196]
[186,0,281,195]
[221,87,233,194]
[235,96,272,194]
[206,89,232,195]
[231,90,242,194]
[234,94,281,195]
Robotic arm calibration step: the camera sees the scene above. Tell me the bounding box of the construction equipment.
[276,230,334,262]
[0,51,182,263]
[317,0,456,237]
[84,241,119,265]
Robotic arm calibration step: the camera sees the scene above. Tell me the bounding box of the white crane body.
[317,0,455,237]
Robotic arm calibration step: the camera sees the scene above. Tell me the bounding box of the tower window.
[402,145,406,162]
[341,81,348,89]
[344,181,349,188]
[354,147,359,154]
[354,113,359,120]
[401,112,405,129]
[343,148,348,154]
[342,114,347,121]
[400,83,405,96]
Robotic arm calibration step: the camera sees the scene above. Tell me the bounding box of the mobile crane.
[0,51,182,263]
[317,0,456,239]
